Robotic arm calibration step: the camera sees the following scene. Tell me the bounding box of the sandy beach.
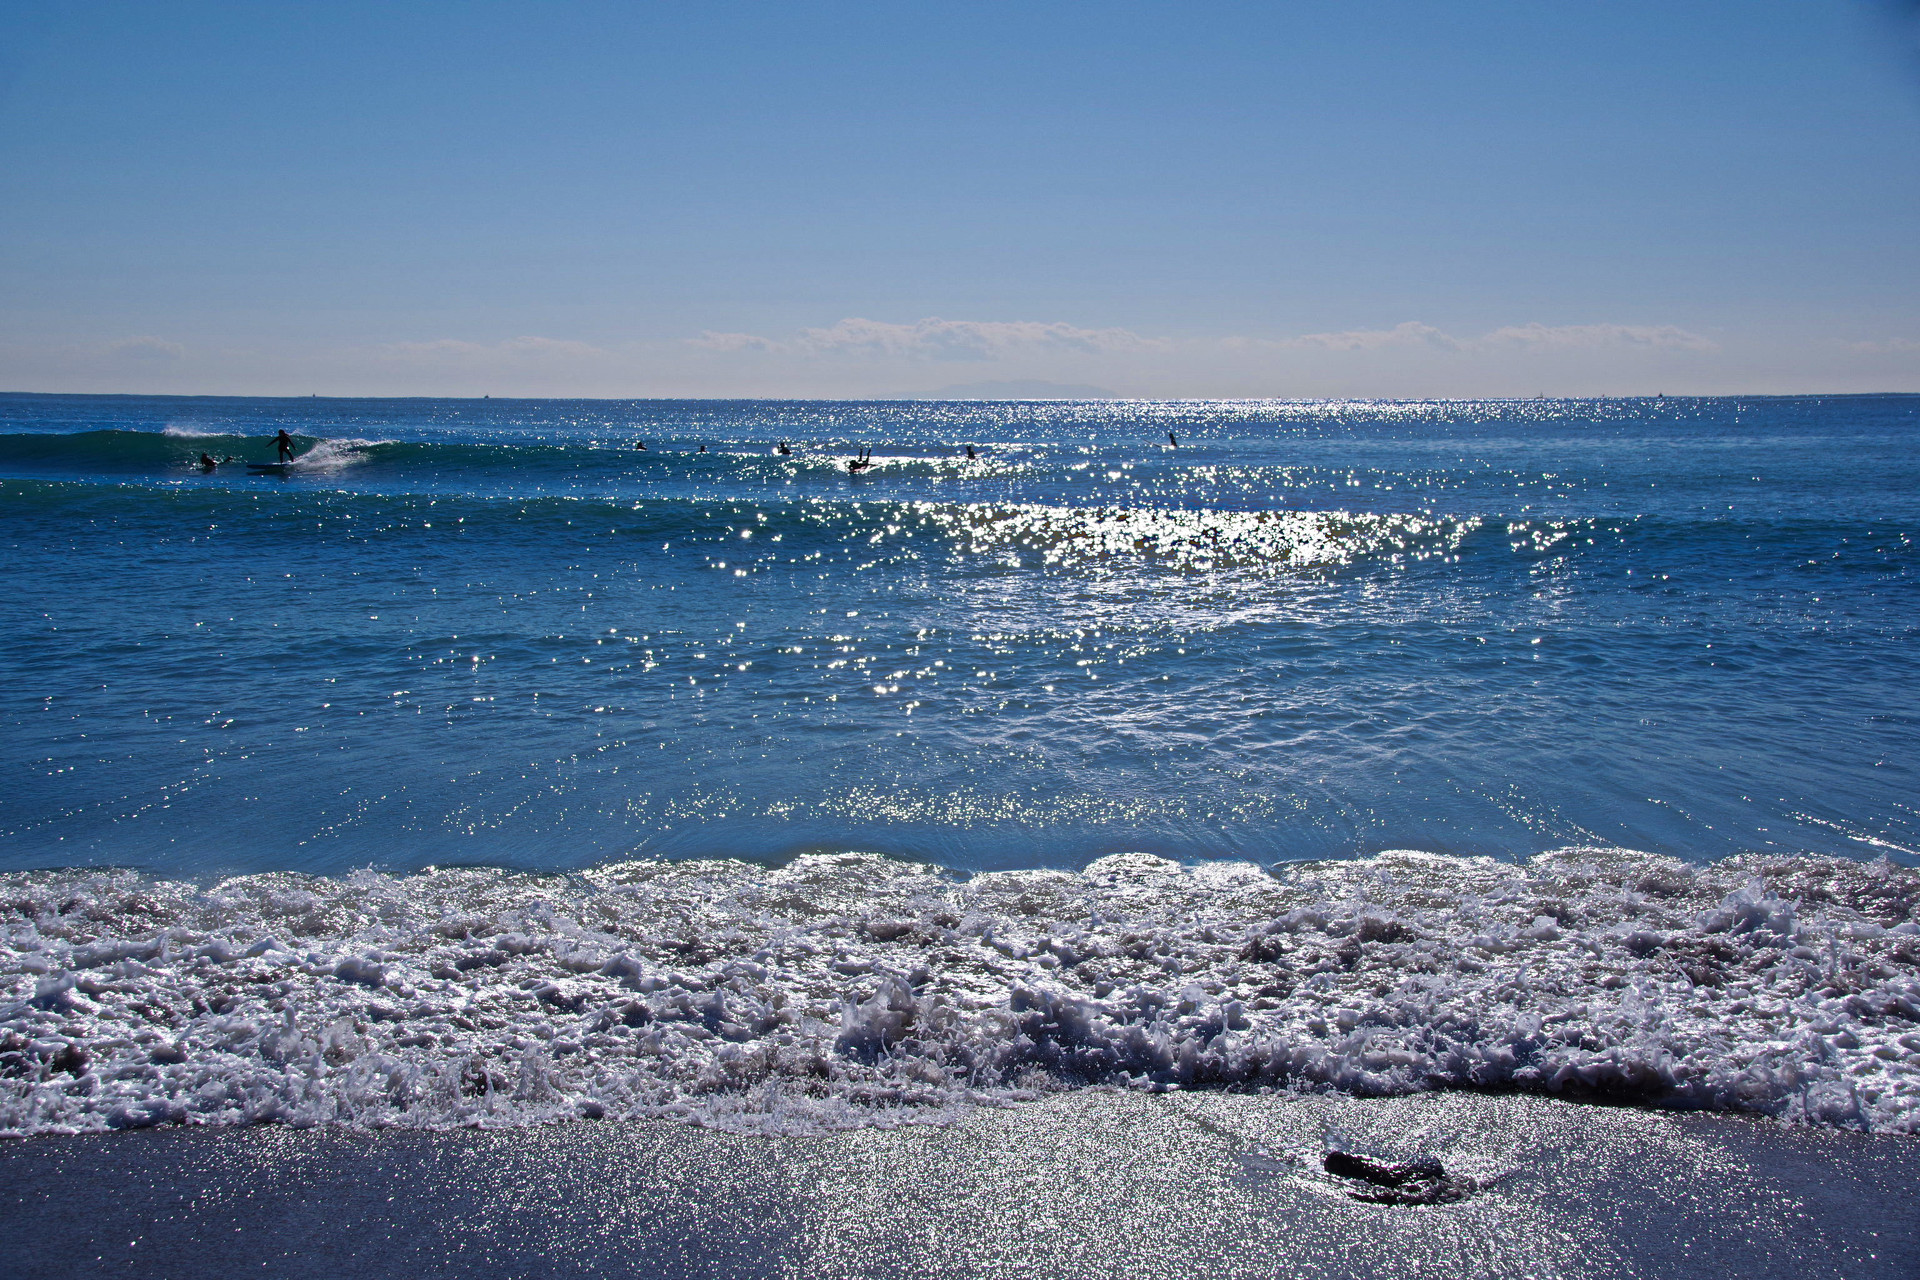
[4,1089,1916,1279]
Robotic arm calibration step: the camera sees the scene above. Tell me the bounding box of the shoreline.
[7,849,1920,1139]
[4,1088,1917,1278]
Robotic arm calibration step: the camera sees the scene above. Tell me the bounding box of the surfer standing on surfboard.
[274,429,295,463]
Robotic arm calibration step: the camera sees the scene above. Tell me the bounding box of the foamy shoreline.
[5,847,1919,1138]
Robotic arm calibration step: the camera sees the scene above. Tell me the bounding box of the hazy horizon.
[8,387,1920,405]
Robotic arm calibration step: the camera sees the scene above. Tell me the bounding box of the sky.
[3,0,1919,399]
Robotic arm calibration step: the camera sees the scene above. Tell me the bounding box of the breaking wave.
[5,847,1919,1137]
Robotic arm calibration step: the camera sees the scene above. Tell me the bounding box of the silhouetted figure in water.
[847,450,873,474]
[698,444,707,453]
[776,441,792,456]
[964,444,977,460]
[275,429,296,463]
[199,452,218,471]
[1168,431,1178,447]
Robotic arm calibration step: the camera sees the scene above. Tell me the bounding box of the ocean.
[2,391,1918,1137]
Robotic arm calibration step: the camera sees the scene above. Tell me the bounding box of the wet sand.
[3,1090,1917,1279]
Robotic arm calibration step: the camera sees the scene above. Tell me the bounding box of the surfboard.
[247,463,292,474]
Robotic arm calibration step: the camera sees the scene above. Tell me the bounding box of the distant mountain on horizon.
[900,379,1120,400]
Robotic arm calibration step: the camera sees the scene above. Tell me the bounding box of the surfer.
[634,441,647,450]
[274,429,296,463]
[965,444,977,460]
[1168,431,1178,447]
[198,452,218,471]
[776,441,792,456]
[698,444,707,453]
[847,450,872,474]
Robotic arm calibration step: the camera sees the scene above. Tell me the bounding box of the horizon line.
[5,388,1919,405]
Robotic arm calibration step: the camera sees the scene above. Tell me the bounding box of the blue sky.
[3,0,1919,397]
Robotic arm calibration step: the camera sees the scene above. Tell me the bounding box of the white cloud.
[1259,320,1716,355]
[1278,321,1462,352]
[1849,338,1920,354]
[696,316,1717,368]
[696,316,1165,361]
[1481,322,1718,352]
[0,315,1742,399]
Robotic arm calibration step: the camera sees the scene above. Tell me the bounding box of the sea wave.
[4,847,1918,1137]
[0,470,1510,581]
[0,429,976,482]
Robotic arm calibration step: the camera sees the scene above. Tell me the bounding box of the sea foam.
[4,847,1919,1137]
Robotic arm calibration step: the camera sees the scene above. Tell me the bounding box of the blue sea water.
[10,391,1920,1140]
[1,391,1915,879]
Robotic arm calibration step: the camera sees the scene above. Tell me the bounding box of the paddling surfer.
[847,450,872,474]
